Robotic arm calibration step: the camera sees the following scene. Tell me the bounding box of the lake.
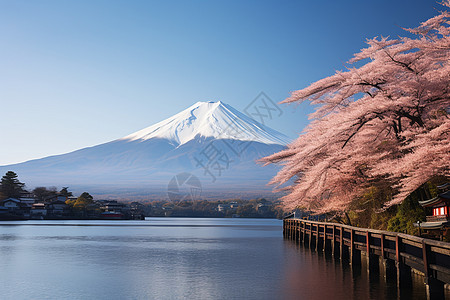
[0,218,435,299]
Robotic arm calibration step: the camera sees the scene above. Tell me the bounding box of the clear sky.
[0,0,439,165]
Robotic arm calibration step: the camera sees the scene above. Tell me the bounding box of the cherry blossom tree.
[263,2,450,214]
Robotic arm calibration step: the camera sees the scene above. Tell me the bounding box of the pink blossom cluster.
[263,2,450,214]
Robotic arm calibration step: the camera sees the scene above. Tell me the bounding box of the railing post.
[422,240,444,299]
[306,222,310,247]
[286,220,289,238]
[308,223,312,249]
[299,221,302,243]
[293,220,296,242]
[292,220,295,241]
[395,235,399,262]
[366,231,370,254]
[366,231,370,272]
[422,240,429,278]
[379,233,393,283]
[289,220,292,240]
[350,228,354,264]
[350,228,360,266]
[301,221,304,245]
[396,235,412,288]
[298,221,302,243]
[295,220,298,243]
[331,224,336,256]
[322,224,327,252]
[340,227,344,260]
[303,221,306,245]
[284,220,287,238]
[315,223,319,251]
[285,220,288,239]
[366,231,378,274]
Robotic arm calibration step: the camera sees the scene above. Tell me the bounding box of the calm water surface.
[0,218,436,299]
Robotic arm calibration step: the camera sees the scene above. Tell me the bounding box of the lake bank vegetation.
[0,171,284,220]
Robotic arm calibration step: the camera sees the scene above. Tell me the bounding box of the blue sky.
[0,0,439,165]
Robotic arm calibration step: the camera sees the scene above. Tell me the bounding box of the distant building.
[19,197,36,217]
[45,195,68,203]
[46,201,68,217]
[101,211,124,220]
[1,198,21,212]
[31,203,47,218]
[230,202,239,209]
[20,192,35,199]
[217,204,230,212]
[257,203,270,213]
[129,202,145,220]
[99,200,127,213]
[19,197,36,206]
[415,183,450,240]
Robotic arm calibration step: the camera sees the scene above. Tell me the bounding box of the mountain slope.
[0,101,289,199]
[122,101,290,145]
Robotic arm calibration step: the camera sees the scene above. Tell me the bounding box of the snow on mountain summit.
[121,101,290,146]
[0,101,290,197]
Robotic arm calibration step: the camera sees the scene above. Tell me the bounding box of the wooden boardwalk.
[283,218,450,299]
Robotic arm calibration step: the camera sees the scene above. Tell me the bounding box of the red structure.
[416,184,450,239]
[100,211,124,220]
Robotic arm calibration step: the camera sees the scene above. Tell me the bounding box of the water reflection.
[0,218,444,299]
[280,241,432,300]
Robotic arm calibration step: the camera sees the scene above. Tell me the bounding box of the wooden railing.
[283,218,450,298]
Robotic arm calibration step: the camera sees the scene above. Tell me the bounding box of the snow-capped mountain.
[122,101,290,146]
[0,101,290,199]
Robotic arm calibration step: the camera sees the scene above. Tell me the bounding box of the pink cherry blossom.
[263,1,450,214]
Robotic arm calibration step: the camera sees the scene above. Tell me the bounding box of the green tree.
[387,189,428,235]
[236,204,254,216]
[66,192,95,217]
[59,187,73,197]
[0,171,25,199]
[73,192,93,210]
[79,192,93,201]
[33,187,57,201]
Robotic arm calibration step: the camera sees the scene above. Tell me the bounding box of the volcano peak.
[121,101,290,146]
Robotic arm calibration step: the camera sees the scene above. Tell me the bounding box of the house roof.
[418,190,450,207]
[2,198,20,203]
[414,221,450,230]
[19,197,36,201]
[45,195,67,202]
[441,190,450,200]
[437,183,449,190]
